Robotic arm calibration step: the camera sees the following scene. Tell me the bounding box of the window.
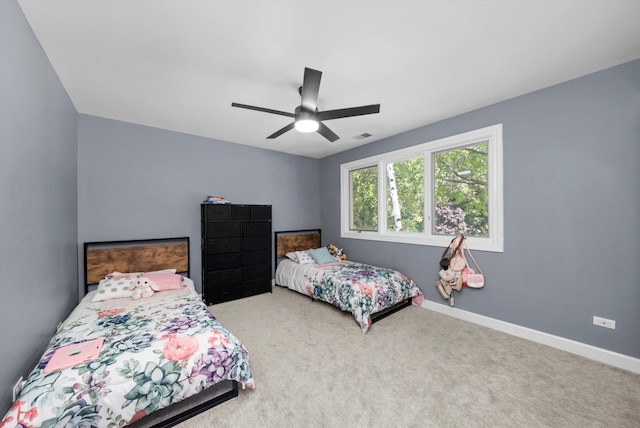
[341,124,503,252]
[350,166,378,231]
[386,156,424,233]
[433,141,488,237]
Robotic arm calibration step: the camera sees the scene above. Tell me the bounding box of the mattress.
[275,259,423,333]
[2,279,254,427]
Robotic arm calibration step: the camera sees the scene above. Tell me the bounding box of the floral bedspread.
[304,261,423,334]
[1,288,253,428]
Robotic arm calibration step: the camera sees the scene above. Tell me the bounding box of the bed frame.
[84,237,191,294]
[274,230,412,325]
[274,229,322,260]
[83,237,238,428]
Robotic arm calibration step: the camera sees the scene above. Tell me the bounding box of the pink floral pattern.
[1,289,253,427]
[304,261,423,333]
[163,336,199,361]
[98,308,125,318]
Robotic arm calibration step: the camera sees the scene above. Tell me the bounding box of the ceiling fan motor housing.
[294,105,316,118]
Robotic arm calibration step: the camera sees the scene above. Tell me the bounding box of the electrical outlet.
[12,376,23,402]
[593,316,616,329]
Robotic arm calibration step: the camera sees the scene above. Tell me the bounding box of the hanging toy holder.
[436,235,465,306]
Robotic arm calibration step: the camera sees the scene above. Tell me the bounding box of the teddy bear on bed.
[130,276,157,300]
[327,244,347,261]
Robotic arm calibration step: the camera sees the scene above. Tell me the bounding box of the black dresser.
[201,203,272,304]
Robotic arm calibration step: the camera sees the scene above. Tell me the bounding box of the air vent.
[353,132,373,140]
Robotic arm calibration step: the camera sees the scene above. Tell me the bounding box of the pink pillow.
[144,272,186,291]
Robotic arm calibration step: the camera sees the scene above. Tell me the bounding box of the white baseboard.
[420,300,640,375]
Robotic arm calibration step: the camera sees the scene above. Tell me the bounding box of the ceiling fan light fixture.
[294,110,319,133]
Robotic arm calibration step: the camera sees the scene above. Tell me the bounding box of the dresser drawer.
[243,278,271,297]
[205,237,242,254]
[204,221,241,237]
[242,221,271,236]
[243,263,271,280]
[205,268,242,286]
[251,205,272,220]
[230,205,251,220]
[204,252,242,271]
[202,204,230,221]
[204,282,242,305]
[243,235,270,251]
[243,250,271,266]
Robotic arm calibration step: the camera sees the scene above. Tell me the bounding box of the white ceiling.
[18,0,640,159]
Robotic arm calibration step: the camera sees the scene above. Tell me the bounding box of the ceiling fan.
[231,67,380,143]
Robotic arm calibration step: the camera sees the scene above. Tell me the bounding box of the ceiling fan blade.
[300,67,322,112]
[267,122,295,139]
[232,102,295,118]
[316,104,380,121]
[317,122,339,143]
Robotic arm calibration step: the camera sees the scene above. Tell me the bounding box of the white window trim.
[340,124,503,252]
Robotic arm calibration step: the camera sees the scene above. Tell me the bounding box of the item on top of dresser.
[203,195,231,204]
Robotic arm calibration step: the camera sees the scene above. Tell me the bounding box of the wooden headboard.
[84,237,190,294]
[274,229,322,259]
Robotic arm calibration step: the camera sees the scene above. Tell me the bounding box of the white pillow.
[295,250,315,265]
[182,276,195,291]
[92,276,137,302]
[107,268,177,279]
[285,252,298,262]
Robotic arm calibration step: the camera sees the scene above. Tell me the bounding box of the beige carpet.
[178,286,640,428]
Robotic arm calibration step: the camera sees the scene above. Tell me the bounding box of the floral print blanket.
[1,288,253,428]
[303,261,423,334]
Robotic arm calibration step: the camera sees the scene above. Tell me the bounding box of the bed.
[274,230,423,334]
[1,237,254,428]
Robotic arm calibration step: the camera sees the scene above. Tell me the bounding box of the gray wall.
[0,0,78,414]
[320,59,640,359]
[77,115,321,292]
[2,0,638,416]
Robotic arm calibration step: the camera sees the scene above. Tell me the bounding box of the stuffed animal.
[327,244,347,261]
[130,276,156,300]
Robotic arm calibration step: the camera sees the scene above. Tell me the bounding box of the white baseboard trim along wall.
[421,300,640,375]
